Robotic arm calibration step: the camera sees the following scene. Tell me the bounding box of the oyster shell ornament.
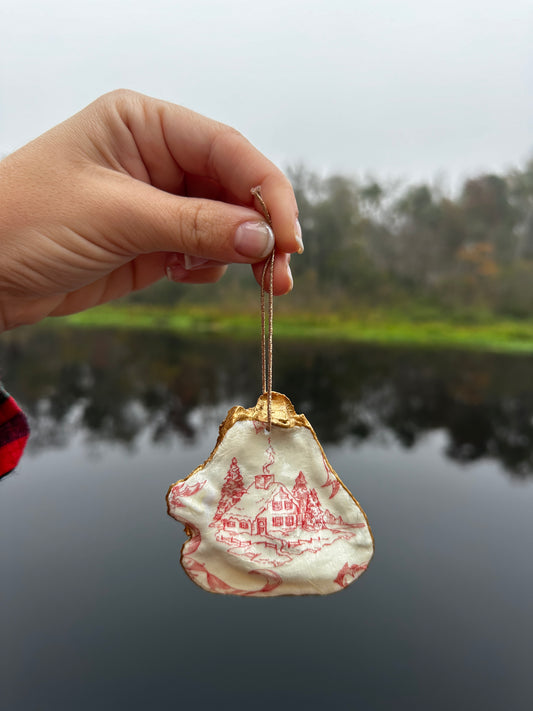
[167,393,374,596]
[166,187,374,596]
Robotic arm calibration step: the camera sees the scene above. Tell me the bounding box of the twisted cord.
[251,186,275,431]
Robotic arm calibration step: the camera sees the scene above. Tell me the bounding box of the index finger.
[119,92,301,254]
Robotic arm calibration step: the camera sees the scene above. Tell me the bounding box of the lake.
[1,327,532,710]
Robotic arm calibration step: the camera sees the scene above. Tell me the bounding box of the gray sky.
[1,0,532,185]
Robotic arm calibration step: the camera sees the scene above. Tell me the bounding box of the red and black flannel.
[0,386,29,478]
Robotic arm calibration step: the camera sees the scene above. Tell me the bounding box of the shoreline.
[30,303,533,355]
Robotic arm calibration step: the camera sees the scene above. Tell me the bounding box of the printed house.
[220,474,302,536]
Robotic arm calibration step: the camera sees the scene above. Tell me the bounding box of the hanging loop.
[251,186,275,432]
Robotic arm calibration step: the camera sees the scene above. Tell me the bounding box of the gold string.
[251,186,275,431]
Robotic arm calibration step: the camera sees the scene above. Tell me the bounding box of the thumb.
[104,176,275,265]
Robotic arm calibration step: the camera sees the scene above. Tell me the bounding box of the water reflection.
[2,327,533,478]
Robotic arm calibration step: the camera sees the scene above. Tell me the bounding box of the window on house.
[226,520,235,527]
[272,516,283,527]
[285,515,294,526]
[239,521,248,529]
[284,500,293,510]
[272,500,282,511]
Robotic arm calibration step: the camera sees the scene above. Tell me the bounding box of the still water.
[1,328,532,710]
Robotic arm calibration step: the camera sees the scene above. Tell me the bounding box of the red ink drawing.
[182,557,282,596]
[212,457,245,521]
[334,562,369,588]
[210,441,365,569]
[321,453,341,499]
[168,411,374,596]
[168,479,206,508]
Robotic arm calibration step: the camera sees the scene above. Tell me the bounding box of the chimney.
[255,474,274,490]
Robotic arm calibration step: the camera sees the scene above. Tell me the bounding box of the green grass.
[49,303,533,354]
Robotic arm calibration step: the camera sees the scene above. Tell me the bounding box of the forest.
[127,157,533,319]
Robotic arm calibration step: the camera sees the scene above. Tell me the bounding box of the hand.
[0,90,302,331]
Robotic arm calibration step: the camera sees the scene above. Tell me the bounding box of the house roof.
[223,480,300,521]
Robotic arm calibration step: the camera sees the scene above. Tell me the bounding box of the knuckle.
[191,202,202,246]
[177,200,205,254]
[98,88,138,108]
[206,125,247,178]
[90,89,143,123]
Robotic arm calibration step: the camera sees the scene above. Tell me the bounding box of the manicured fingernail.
[166,253,185,281]
[183,254,210,270]
[287,264,294,291]
[234,221,275,259]
[295,219,304,254]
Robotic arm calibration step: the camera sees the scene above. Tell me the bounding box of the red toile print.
[167,393,374,596]
[321,454,341,499]
[334,562,369,589]
[168,480,206,508]
[211,445,366,569]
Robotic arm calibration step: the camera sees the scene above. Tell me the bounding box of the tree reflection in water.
[1,327,533,479]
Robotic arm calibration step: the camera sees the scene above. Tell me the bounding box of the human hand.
[0,90,302,331]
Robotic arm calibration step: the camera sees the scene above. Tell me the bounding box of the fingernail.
[183,254,210,270]
[166,253,185,281]
[287,264,294,291]
[295,219,304,254]
[234,221,274,259]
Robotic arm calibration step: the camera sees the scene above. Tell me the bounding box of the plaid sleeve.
[0,385,30,478]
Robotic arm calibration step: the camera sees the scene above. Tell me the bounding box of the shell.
[167,393,374,596]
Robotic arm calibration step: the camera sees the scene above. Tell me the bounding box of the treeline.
[129,157,533,316]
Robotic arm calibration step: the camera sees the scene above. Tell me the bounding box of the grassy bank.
[50,303,533,354]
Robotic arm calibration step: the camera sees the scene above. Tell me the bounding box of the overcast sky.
[1,0,532,185]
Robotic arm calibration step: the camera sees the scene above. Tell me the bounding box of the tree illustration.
[292,471,310,527]
[293,471,308,494]
[304,489,325,530]
[213,457,245,521]
[292,471,309,502]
